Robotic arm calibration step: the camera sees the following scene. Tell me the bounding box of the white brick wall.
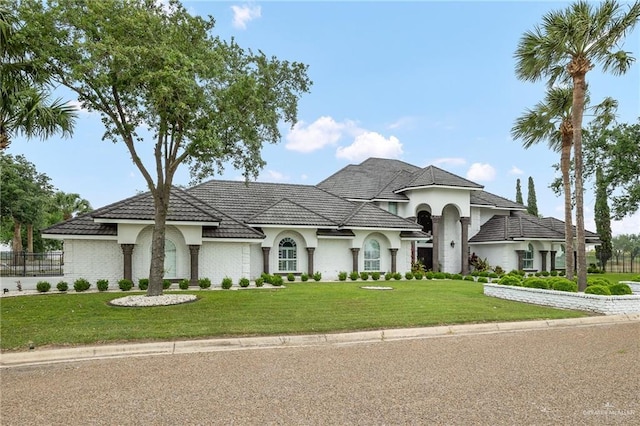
[484,283,640,315]
[63,239,122,285]
[199,242,246,286]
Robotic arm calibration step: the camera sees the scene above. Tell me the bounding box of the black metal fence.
[0,251,64,277]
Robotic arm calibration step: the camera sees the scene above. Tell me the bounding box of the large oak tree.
[18,0,312,295]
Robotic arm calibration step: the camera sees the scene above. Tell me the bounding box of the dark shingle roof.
[470,211,599,243]
[470,191,527,210]
[401,165,483,191]
[43,214,118,236]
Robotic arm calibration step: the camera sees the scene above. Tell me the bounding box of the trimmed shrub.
[287,273,295,282]
[477,277,488,283]
[550,270,558,276]
[558,270,566,276]
[488,272,499,279]
[384,272,393,281]
[360,271,369,281]
[163,279,171,289]
[239,277,250,288]
[255,277,264,287]
[221,277,233,289]
[609,283,632,295]
[179,279,190,290]
[540,271,550,277]
[424,272,434,280]
[433,272,446,280]
[451,274,462,281]
[73,278,91,292]
[587,277,611,287]
[338,271,347,281]
[463,275,475,282]
[413,271,423,280]
[118,279,133,291]
[349,271,359,281]
[493,266,504,275]
[551,278,577,293]
[371,271,381,281]
[313,272,322,281]
[498,275,522,286]
[96,279,109,292]
[36,281,51,293]
[261,273,273,284]
[138,278,149,290]
[301,273,309,282]
[56,281,68,292]
[523,278,550,289]
[632,275,640,282]
[585,285,611,295]
[199,278,212,289]
[271,275,284,287]
[393,272,402,281]
[405,272,414,280]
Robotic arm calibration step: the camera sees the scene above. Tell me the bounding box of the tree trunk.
[12,219,23,265]
[147,186,171,296]
[572,70,588,291]
[560,123,574,280]
[27,224,34,253]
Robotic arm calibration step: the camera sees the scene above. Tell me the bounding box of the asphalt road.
[2,321,638,425]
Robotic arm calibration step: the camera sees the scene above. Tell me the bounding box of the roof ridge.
[339,202,368,227]
[249,197,339,226]
[170,188,221,222]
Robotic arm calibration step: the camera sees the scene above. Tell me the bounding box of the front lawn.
[0,280,590,351]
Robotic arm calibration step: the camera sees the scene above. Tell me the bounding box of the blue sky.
[8,1,640,235]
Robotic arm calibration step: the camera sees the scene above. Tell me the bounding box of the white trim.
[94,218,219,226]
[470,203,527,211]
[317,235,355,240]
[247,224,334,229]
[202,238,263,243]
[41,234,117,241]
[395,185,479,193]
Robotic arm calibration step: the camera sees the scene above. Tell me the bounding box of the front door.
[417,247,433,271]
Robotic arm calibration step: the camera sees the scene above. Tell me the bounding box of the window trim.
[364,238,381,271]
[278,237,297,272]
[523,243,534,270]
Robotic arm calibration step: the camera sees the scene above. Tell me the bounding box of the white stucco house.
[43,157,599,285]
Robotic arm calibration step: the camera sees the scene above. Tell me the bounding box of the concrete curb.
[2,314,639,368]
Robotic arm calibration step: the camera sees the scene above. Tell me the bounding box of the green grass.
[593,272,638,283]
[0,280,590,351]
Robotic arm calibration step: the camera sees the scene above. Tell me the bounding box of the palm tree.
[0,4,76,150]
[514,0,640,291]
[53,191,92,221]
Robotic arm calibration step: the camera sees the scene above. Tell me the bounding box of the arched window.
[364,239,381,271]
[164,239,177,278]
[555,244,566,269]
[417,211,432,234]
[278,237,297,271]
[523,243,534,269]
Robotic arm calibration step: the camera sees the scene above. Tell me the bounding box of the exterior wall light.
[450,240,455,248]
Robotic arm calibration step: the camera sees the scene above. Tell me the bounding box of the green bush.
[271,275,284,287]
[255,277,264,287]
[360,271,369,280]
[73,278,91,292]
[424,272,434,280]
[540,271,550,277]
[371,271,381,281]
[632,275,640,282]
[221,277,233,289]
[433,272,446,279]
[96,279,109,292]
[405,272,414,280]
[118,279,133,291]
[413,271,423,280]
[498,275,522,286]
[523,278,549,289]
[338,271,347,281]
[261,273,273,284]
[138,278,149,290]
[56,281,68,292]
[463,275,475,282]
[558,270,566,276]
[493,266,504,275]
[477,277,488,283]
[608,283,632,295]
[393,272,402,281]
[349,271,359,281]
[384,272,393,281]
[550,270,558,276]
[551,278,577,293]
[451,274,462,280]
[179,279,190,290]
[239,277,250,288]
[36,281,51,293]
[287,273,295,282]
[301,273,309,282]
[199,278,212,289]
[313,271,322,281]
[587,277,611,287]
[585,285,611,295]
[163,279,171,289]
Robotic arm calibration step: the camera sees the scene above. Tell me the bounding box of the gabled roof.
[469,211,599,243]
[399,165,484,192]
[470,191,527,211]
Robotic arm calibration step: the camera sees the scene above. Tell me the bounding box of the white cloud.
[336,132,403,162]
[261,169,289,182]
[509,166,524,175]
[285,116,346,153]
[611,211,640,236]
[387,116,416,130]
[466,163,496,182]
[231,4,261,29]
[433,157,466,167]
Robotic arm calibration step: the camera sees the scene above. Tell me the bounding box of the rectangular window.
[388,202,398,215]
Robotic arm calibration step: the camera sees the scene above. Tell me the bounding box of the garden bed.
[483,283,640,315]
[620,281,640,295]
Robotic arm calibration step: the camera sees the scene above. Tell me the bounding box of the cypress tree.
[594,167,612,271]
[527,176,539,216]
[515,179,523,204]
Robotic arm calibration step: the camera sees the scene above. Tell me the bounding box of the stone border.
[620,281,640,295]
[484,283,640,315]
